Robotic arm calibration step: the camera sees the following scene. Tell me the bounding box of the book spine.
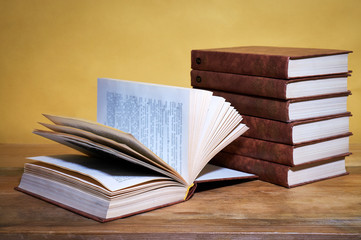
[222,136,295,166]
[211,90,291,122]
[211,152,290,187]
[191,70,288,99]
[242,115,294,144]
[191,50,290,78]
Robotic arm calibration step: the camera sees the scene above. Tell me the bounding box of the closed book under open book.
[242,113,351,145]
[212,152,349,188]
[16,79,255,222]
[191,46,351,79]
[222,133,351,166]
[211,90,350,122]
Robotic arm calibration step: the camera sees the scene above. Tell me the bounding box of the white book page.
[28,155,171,192]
[191,122,248,180]
[188,96,226,173]
[97,78,190,179]
[196,164,255,182]
[187,89,213,180]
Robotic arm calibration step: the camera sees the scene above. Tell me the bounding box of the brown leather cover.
[242,113,352,144]
[211,90,351,122]
[191,70,350,99]
[222,133,352,166]
[211,152,349,188]
[191,46,352,79]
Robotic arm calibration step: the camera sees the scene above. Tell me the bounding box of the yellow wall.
[1,0,360,143]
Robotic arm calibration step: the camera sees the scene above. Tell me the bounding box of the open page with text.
[97,78,190,182]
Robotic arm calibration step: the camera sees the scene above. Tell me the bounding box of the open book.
[16,78,254,222]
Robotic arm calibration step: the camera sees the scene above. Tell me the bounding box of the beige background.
[1,0,360,143]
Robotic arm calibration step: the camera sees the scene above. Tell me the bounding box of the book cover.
[191,70,350,99]
[191,46,351,79]
[222,133,352,166]
[211,151,349,188]
[242,113,351,144]
[211,89,351,122]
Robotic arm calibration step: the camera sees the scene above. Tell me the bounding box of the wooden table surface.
[0,143,360,240]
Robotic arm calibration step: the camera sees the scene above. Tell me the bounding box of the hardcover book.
[242,113,351,144]
[16,79,255,222]
[222,133,351,166]
[191,70,350,99]
[211,151,349,188]
[191,46,351,79]
[211,89,350,122]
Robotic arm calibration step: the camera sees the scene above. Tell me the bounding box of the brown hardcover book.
[191,46,352,79]
[191,70,350,99]
[211,151,349,188]
[211,89,351,122]
[242,113,351,144]
[223,133,352,167]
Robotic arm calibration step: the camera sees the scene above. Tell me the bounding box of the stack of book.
[191,46,353,188]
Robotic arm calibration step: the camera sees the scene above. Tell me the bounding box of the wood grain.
[0,143,360,239]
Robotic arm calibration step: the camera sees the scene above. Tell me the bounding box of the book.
[17,155,255,222]
[242,113,351,144]
[222,133,351,166]
[16,79,255,222]
[211,151,349,188]
[211,89,350,122]
[191,46,352,79]
[191,70,350,99]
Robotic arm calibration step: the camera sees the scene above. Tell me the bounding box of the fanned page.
[33,127,186,185]
[188,94,248,181]
[27,155,177,192]
[97,79,191,182]
[97,78,248,184]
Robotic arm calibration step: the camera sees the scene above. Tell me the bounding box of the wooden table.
[0,143,360,239]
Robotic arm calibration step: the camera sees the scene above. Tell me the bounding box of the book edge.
[15,186,193,223]
[287,172,349,188]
